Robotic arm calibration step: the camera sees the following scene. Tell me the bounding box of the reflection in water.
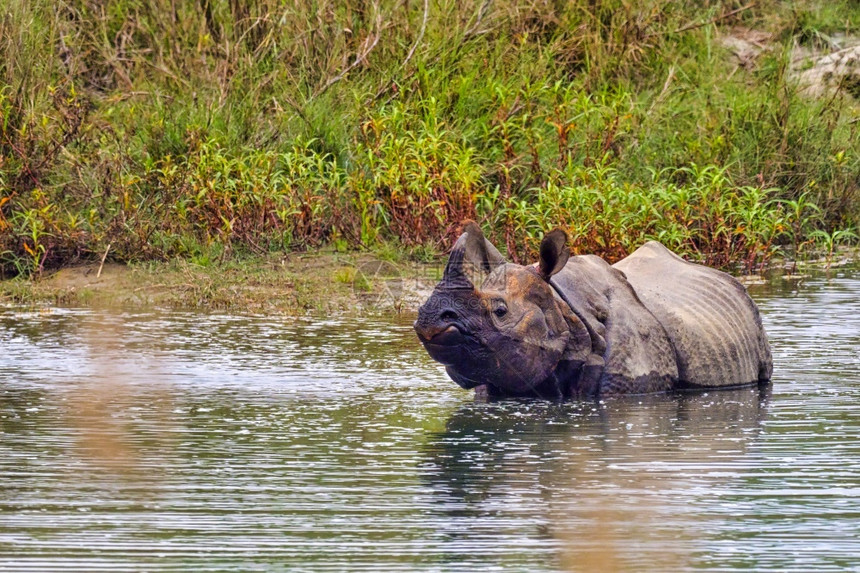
[1,263,859,571]
[424,387,770,571]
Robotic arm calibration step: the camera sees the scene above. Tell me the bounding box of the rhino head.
[414,222,578,396]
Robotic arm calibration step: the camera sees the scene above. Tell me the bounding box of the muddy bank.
[0,253,439,315]
[2,248,856,314]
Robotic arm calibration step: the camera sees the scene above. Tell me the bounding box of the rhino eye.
[493,304,508,318]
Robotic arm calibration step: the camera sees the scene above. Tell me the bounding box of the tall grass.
[1,0,859,276]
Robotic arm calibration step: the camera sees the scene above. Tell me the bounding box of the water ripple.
[1,266,859,571]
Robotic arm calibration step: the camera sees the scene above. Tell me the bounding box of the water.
[1,266,858,572]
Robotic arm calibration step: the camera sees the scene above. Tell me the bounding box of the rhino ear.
[538,228,569,281]
[461,220,506,273]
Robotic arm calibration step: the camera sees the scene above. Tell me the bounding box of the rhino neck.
[474,373,575,401]
[547,277,607,398]
[547,278,604,360]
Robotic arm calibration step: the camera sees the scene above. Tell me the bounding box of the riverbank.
[0,250,438,314]
[3,246,857,314]
[2,1,859,277]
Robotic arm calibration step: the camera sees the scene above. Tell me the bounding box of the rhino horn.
[441,220,506,288]
[441,232,473,289]
[461,221,506,273]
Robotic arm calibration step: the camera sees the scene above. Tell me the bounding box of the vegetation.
[2,0,859,278]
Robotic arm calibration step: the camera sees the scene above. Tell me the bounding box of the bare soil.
[1,253,439,315]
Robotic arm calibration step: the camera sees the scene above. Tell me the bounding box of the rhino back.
[550,255,679,395]
[613,242,772,388]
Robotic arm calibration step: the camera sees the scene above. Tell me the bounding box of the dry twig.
[670,3,756,36]
[314,4,383,99]
[97,243,112,279]
[402,0,430,69]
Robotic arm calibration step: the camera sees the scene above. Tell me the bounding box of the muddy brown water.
[1,265,858,571]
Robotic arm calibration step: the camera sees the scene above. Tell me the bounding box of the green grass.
[1,0,859,277]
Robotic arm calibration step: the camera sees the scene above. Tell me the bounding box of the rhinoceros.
[414,222,773,398]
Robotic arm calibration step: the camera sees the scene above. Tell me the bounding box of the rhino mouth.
[417,325,466,347]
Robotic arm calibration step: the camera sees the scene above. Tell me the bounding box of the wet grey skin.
[414,221,773,399]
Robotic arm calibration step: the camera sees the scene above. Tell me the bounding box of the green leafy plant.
[0,0,858,277]
[810,228,859,268]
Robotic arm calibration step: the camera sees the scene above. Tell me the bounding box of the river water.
[1,265,858,572]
